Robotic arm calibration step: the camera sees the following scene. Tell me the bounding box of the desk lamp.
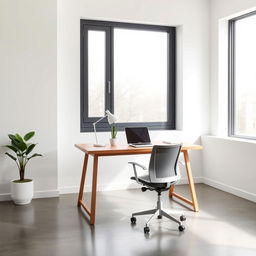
[93,110,117,147]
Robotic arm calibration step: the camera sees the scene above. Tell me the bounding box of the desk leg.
[183,150,199,212]
[77,153,89,206]
[90,155,98,225]
[169,185,175,198]
[169,150,199,212]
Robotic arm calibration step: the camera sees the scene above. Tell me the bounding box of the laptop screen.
[125,127,151,144]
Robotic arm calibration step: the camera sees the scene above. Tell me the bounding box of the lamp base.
[93,143,106,147]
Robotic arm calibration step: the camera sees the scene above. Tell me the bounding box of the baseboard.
[202,177,256,203]
[59,183,139,194]
[2,177,255,204]
[0,193,11,202]
[0,189,59,202]
[34,190,59,199]
[59,176,204,195]
[180,177,203,184]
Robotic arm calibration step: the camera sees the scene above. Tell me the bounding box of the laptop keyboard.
[129,143,153,147]
[132,142,152,145]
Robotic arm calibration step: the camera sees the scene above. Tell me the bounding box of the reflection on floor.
[0,184,256,256]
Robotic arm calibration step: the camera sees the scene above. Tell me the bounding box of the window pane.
[234,15,256,136]
[88,30,105,117]
[114,28,168,123]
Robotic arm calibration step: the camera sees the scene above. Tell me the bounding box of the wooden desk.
[75,143,202,225]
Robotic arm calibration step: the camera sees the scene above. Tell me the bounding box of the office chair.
[129,144,186,234]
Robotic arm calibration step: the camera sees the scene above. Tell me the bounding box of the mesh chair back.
[148,144,181,183]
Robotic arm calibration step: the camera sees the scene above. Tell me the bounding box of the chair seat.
[132,175,171,189]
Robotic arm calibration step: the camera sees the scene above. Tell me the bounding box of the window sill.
[201,135,256,145]
[81,122,175,133]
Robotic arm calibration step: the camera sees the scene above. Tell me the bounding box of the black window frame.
[228,11,256,139]
[81,19,176,132]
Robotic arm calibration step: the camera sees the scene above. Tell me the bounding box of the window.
[229,12,256,139]
[81,20,176,132]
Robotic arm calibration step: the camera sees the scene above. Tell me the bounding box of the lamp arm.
[93,123,98,145]
[93,115,107,145]
[93,115,106,126]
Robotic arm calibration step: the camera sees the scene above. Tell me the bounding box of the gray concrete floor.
[0,184,256,256]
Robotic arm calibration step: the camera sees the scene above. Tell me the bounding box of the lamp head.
[105,110,117,124]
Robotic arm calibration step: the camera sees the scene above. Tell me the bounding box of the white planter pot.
[11,180,34,205]
[110,138,118,146]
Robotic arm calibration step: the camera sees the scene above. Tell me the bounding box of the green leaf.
[111,125,117,139]
[5,152,17,161]
[26,144,36,155]
[17,141,27,152]
[11,143,23,154]
[8,134,19,144]
[10,140,24,152]
[15,133,24,143]
[27,153,42,160]
[24,131,35,141]
[8,134,27,152]
[4,145,18,153]
[11,139,19,146]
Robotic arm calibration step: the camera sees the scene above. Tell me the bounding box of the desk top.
[75,143,202,156]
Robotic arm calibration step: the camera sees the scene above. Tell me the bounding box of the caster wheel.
[157,215,162,219]
[178,225,185,232]
[130,217,136,224]
[180,215,186,221]
[144,226,150,234]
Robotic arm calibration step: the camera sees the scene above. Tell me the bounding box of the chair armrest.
[128,162,147,184]
[128,162,147,170]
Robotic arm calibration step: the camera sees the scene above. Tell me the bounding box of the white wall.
[202,136,256,202]
[210,0,256,134]
[0,0,58,200]
[1,0,255,203]
[202,0,256,202]
[58,0,210,193]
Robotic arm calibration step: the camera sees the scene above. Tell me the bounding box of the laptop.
[125,127,153,147]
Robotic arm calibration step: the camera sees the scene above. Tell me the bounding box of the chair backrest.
[148,144,181,183]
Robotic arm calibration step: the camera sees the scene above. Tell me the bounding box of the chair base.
[131,193,185,232]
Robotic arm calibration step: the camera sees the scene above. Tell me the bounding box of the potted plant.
[4,131,42,205]
[110,125,118,146]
